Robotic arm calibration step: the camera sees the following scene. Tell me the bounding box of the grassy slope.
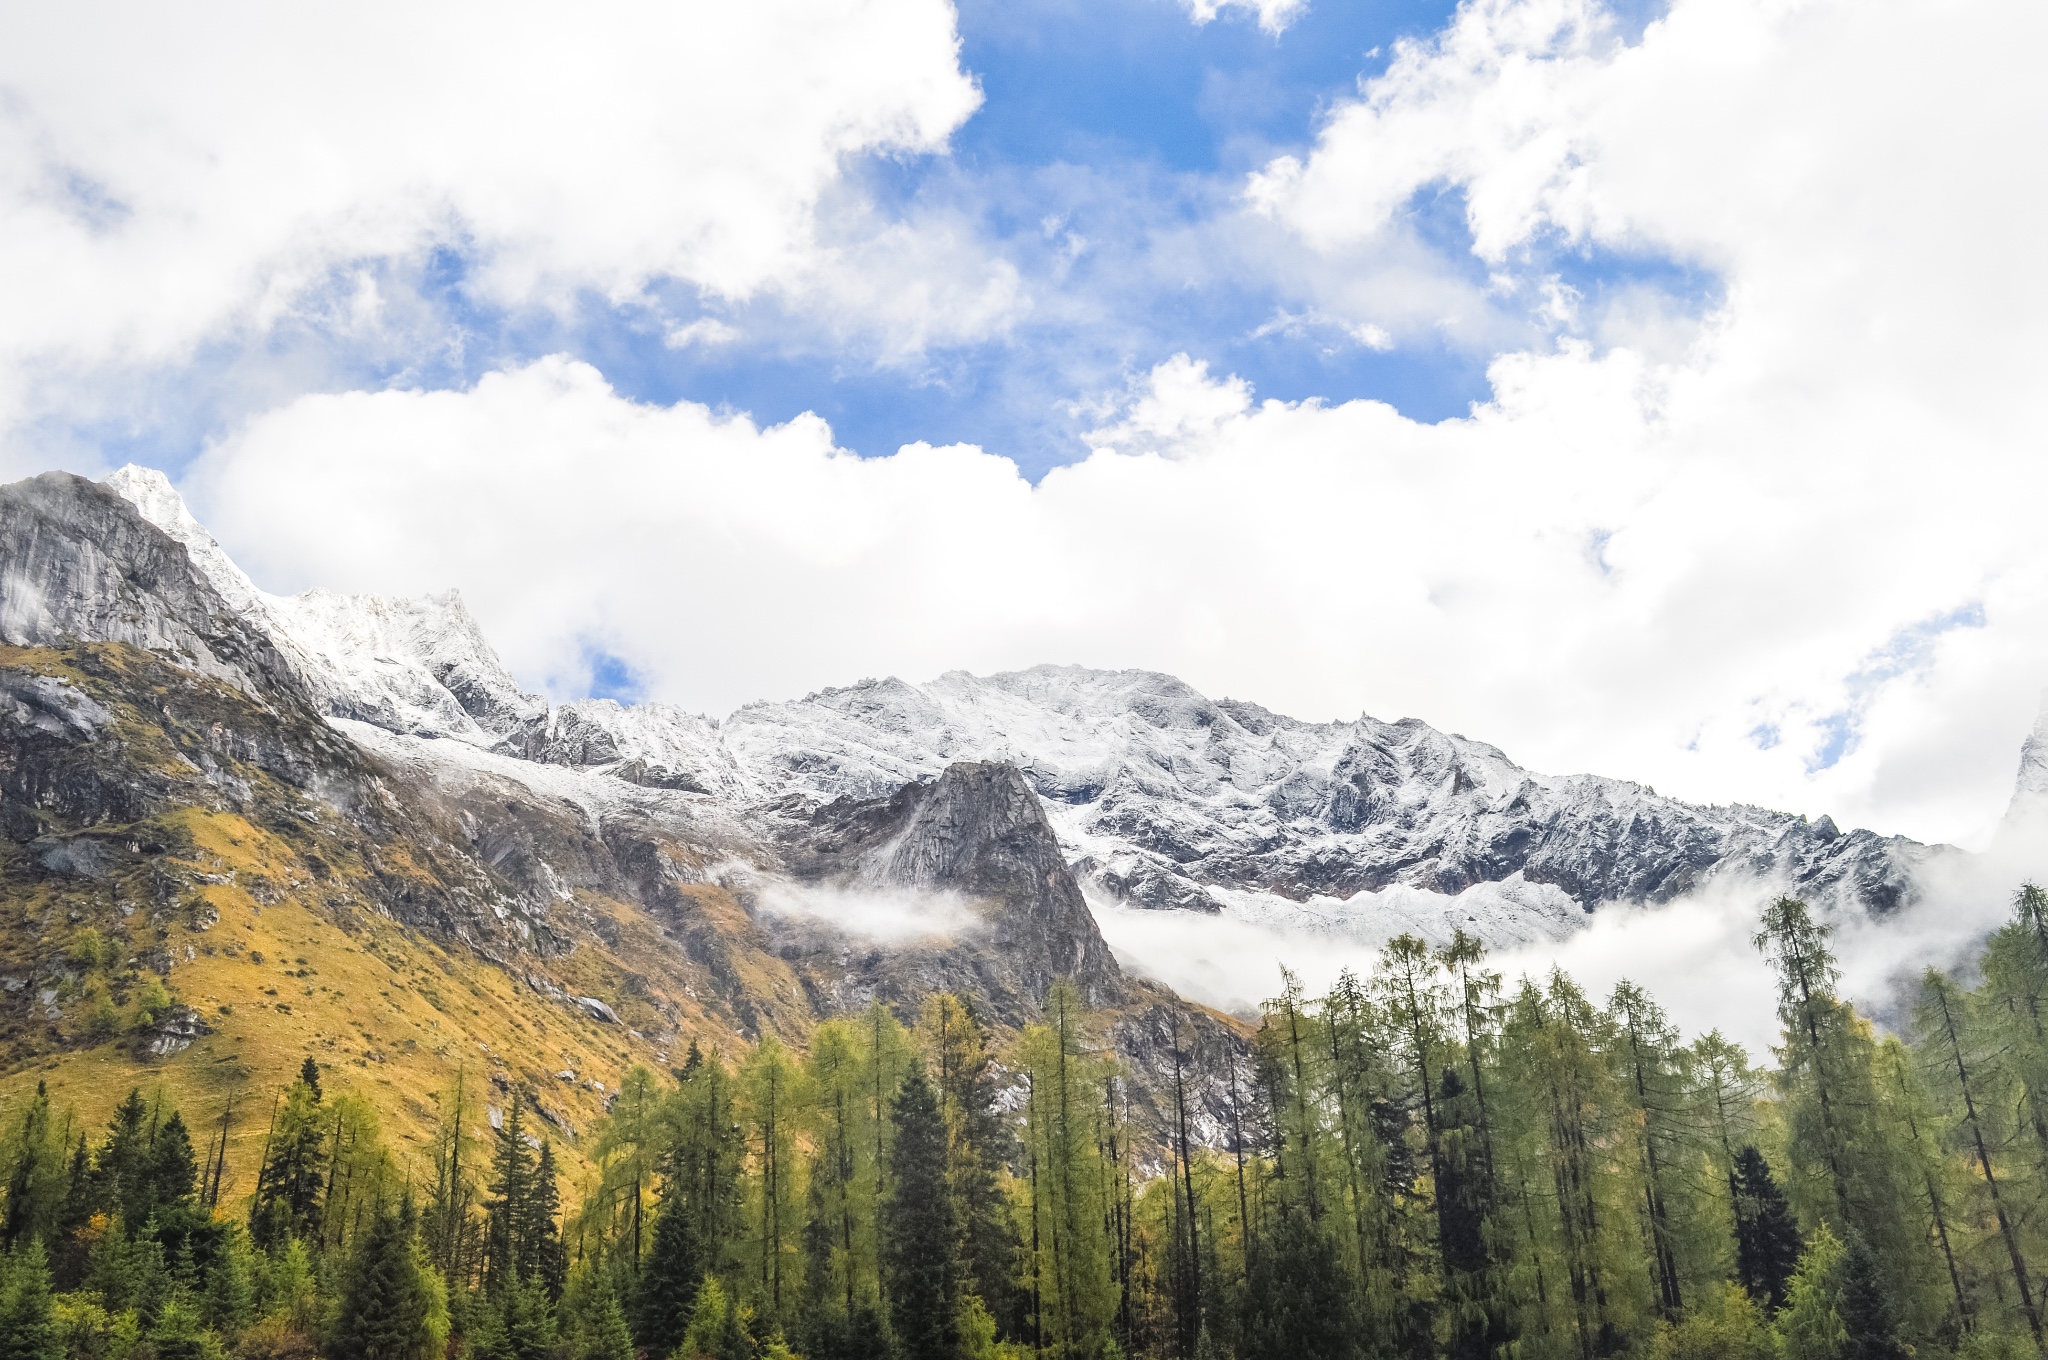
[0,643,798,1199]
[0,642,1247,1187]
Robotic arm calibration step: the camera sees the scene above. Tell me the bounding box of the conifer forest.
[18,890,2048,1360]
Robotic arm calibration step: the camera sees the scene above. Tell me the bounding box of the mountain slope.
[0,471,1247,1170]
[101,465,1940,957]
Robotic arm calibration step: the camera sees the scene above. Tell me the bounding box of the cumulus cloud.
[186,316,2048,855]
[0,0,980,439]
[144,0,2048,865]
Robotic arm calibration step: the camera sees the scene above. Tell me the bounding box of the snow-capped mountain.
[100,467,1941,951]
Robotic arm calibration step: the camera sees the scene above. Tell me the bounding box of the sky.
[4,0,2048,857]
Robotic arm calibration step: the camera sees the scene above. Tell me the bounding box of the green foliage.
[1781,1224,1848,1360]
[146,1295,227,1360]
[1734,1146,1803,1311]
[29,884,2048,1360]
[633,1169,704,1353]
[562,1266,634,1360]
[883,1069,959,1360]
[680,1276,757,1360]
[327,1204,439,1360]
[1648,1282,1778,1360]
[0,1239,61,1360]
[250,1078,326,1249]
[130,978,175,1032]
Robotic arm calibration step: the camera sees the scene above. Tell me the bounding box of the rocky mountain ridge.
[1,469,1238,1149]
[100,466,1942,955]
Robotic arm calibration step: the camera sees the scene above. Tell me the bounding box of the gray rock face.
[0,473,307,703]
[37,468,1953,955]
[783,761,1124,1009]
[729,667,1936,920]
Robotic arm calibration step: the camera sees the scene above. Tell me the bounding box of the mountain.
[100,466,1938,943]
[0,465,1978,1168]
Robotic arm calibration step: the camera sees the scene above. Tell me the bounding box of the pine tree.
[0,1238,60,1360]
[473,1270,557,1360]
[883,1068,959,1360]
[250,1079,326,1248]
[1731,1146,1801,1312]
[1838,1230,1908,1360]
[300,1057,323,1103]
[329,1204,433,1360]
[484,1096,537,1293]
[148,1295,226,1360]
[0,1081,59,1251]
[147,1111,198,1211]
[679,1276,755,1360]
[577,1271,635,1360]
[921,993,1022,1334]
[1239,1206,1355,1360]
[530,1141,568,1302]
[95,1088,152,1232]
[200,1224,258,1337]
[633,1169,705,1355]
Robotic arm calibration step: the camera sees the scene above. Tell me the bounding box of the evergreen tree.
[530,1141,568,1302]
[0,1238,60,1360]
[199,1224,257,1337]
[329,1204,434,1360]
[1838,1230,1908,1360]
[148,1294,226,1360]
[679,1276,755,1360]
[300,1057,323,1103]
[883,1068,959,1360]
[484,1097,537,1293]
[0,1081,60,1251]
[633,1170,705,1355]
[574,1271,635,1360]
[1731,1145,1801,1311]
[250,1079,326,1249]
[147,1111,198,1212]
[921,993,1022,1334]
[472,1270,557,1360]
[1239,1206,1355,1360]
[95,1089,151,1232]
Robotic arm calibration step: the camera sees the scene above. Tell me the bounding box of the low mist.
[751,880,984,946]
[1093,816,2048,1062]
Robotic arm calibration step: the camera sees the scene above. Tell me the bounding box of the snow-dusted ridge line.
[107,467,1943,942]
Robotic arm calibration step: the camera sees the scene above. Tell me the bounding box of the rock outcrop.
[780,761,1124,1013]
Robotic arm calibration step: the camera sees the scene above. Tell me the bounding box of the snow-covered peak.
[102,467,542,746]
[88,469,1940,938]
[103,465,271,620]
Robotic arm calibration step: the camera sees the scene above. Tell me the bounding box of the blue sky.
[49,0,1705,482]
[8,0,2047,850]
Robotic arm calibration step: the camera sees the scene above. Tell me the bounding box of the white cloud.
[1183,0,1309,36]
[161,0,2048,860]
[0,0,980,438]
